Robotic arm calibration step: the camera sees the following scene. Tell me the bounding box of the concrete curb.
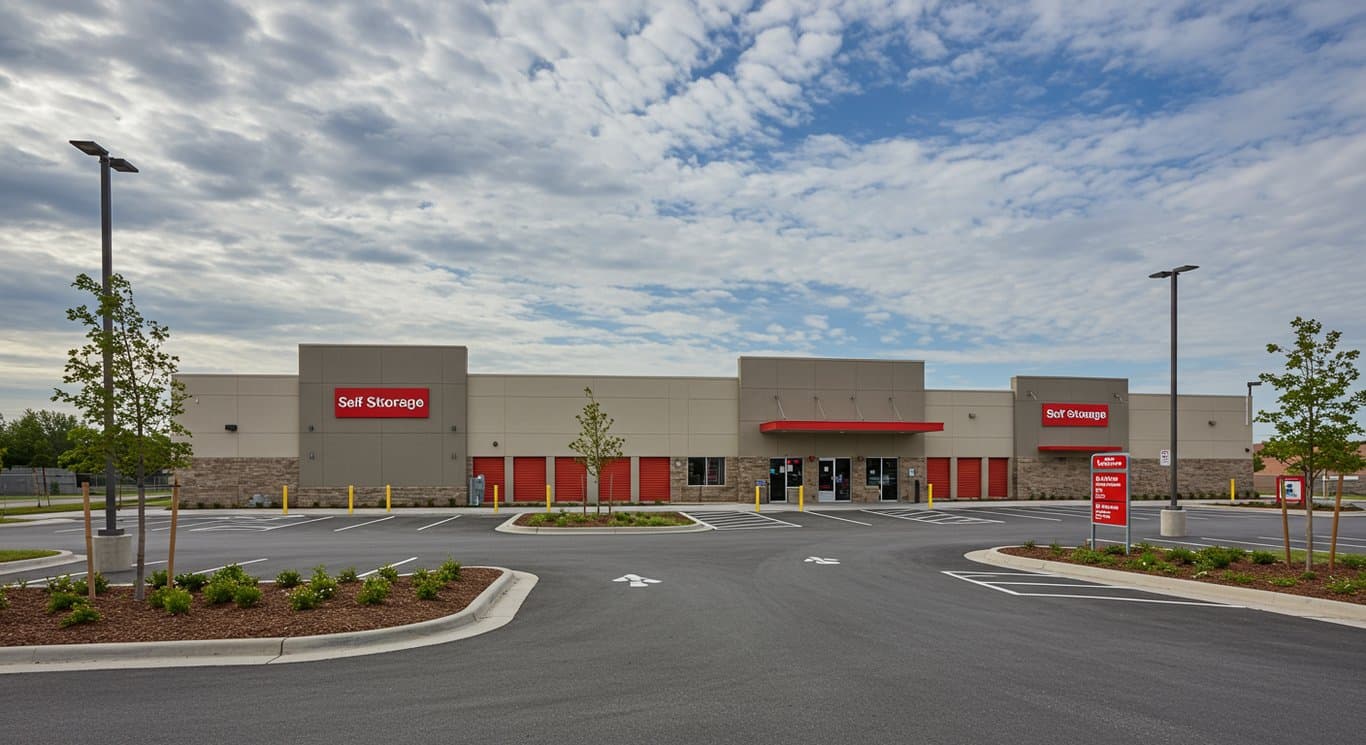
[967,547,1366,629]
[494,512,712,534]
[0,551,82,577]
[0,567,538,674]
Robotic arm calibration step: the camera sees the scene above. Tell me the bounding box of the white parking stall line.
[1148,538,1219,548]
[943,570,1238,607]
[804,511,874,526]
[191,558,269,576]
[683,512,801,530]
[152,518,236,532]
[46,559,168,580]
[264,516,335,531]
[1257,535,1366,549]
[358,556,419,578]
[862,509,1002,525]
[964,509,1062,522]
[334,515,397,532]
[416,516,461,531]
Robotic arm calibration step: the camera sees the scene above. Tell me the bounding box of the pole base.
[1159,508,1187,538]
[91,534,133,574]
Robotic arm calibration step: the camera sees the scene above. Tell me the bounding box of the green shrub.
[175,572,208,591]
[233,585,263,608]
[48,591,82,613]
[1194,547,1239,569]
[377,565,400,583]
[1299,571,1317,581]
[1048,542,1063,556]
[357,576,391,605]
[289,586,320,611]
[1022,540,1036,549]
[202,580,237,605]
[1223,571,1255,585]
[1165,547,1198,565]
[1339,554,1366,570]
[1325,577,1358,595]
[0,586,7,610]
[311,565,340,601]
[1250,551,1278,565]
[337,567,360,584]
[1134,542,1155,551]
[1072,548,1105,565]
[213,564,258,586]
[161,587,193,615]
[72,573,110,596]
[411,568,433,585]
[415,579,442,600]
[46,574,78,595]
[437,558,462,582]
[60,603,101,627]
[146,569,169,590]
[1268,577,1297,587]
[1102,544,1126,556]
[276,569,303,589]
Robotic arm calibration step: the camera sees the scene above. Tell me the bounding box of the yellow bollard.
[493,484,499,513]
[755,485,761,513]
[799,485,804,511]
[385,484,391,512]
[348,485,354,514]
[546,484,552,513]
[282,485,288,515]
[1230,478,1235,502]
[928,483,934,509]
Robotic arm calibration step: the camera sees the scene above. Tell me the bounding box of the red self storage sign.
[1090,452,1130,529]
[334,388,430,418]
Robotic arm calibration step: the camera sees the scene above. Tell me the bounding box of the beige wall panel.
[465,434,504,457]
[811,390,860,419]
[855,362,895,390]
[688,399,738,432]
[322,434,383,486]
[299,434,322,484]
[182,394,236,434]
[505,397,583,434]
[382,347,444,385]
[238,435,298,459]
[299,383,325,434]
[190,433,239,458]
[181,375,237,396]
[667,434,690,455]
[589,377,672,398]
[499,434,578,455]
[739,358,777,389]
[467,397,506,433]
[893,363,925,392]
[775,359,816,390]
[687,434,738,456]
[237,396,297,433]
[813,360,858,390]
[738,389,782,421]
[382,434,446,486]
[504,376,597,398]
[605,399,670,434]
[321,347,383,383]
[685,379,738,399]
[668,399,688,434]
[298,346,322,383]
[766,393,816,419]
[621,435,671,455]
[236,376,297,396]
[441,347,468,382]
[467,375,505,396]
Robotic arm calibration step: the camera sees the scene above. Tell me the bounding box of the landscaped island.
[513,511,693,528]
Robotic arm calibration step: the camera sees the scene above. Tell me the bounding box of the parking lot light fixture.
[1150,264,1198,536]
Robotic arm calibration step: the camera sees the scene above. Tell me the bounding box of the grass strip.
[0,548,60,562]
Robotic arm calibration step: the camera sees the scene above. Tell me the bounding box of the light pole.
[70,140,138,540]
[1149,264,1198,537]
[1246,380,1260,427]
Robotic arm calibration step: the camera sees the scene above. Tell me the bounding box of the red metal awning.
[759,420,944,434]
[1037,445,1124,452]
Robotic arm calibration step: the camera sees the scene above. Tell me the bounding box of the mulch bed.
[512,511,690,527]
[1001,545,1365,604]
[0,568,500,647]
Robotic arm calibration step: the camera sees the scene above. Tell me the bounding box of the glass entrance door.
[867,457,898,501]
[819,458,851,502]
[768,458,786,502]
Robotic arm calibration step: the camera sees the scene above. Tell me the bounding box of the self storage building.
[174,344,1254,506]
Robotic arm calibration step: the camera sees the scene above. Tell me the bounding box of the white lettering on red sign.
[1092,454,1128,470]
[333,388,430,418]
[1041,403,1110,427]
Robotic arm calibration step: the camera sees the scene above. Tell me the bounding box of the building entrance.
[867,457,898,501]
[818,457,851,502]
[769,457,803,502]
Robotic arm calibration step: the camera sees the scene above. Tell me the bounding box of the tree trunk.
[1304,469,1314,571]
[41,465,49,507]
[133,459,147,602]
[1329,474,1344,571]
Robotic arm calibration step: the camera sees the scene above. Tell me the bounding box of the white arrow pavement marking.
[804,556,841,565]
[612,573,661,588]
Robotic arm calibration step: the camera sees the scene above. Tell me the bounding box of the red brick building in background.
[1254,442,1366,496]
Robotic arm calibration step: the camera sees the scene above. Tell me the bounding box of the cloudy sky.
[2,0,1364,439]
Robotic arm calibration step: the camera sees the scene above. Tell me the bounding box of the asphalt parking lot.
[2,502,1364,745]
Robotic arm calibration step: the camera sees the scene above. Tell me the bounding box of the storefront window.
[688,457,726,486]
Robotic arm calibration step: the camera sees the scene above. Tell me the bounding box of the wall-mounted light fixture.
[1026,390,1037,400]
[308,451,315,460]
[1208,420,1216,427]
[308,425,315,432]
[967,412,977,419]
[224,424,238,432]
[450,425,458,432]
[492,440,499,447]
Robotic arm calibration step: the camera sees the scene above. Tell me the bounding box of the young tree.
[52,273,192,600]
[3,409,79,505]
[1257,317,1366,570]
[568,387,625,516]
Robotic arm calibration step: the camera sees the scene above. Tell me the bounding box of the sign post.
[1090,452,1131,553]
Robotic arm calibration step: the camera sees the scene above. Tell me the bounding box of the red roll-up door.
[554,457,586,503]
[513,457,546,504]
[957,457,982,500]
[988,458,1009,499]
[600,458,631,502]
[472,457,505,503]
[639,457,671,502]
[927,458,950,501]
